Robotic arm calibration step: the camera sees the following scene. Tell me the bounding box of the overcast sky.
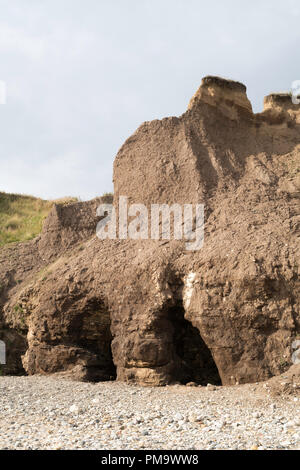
[0,0,299,200]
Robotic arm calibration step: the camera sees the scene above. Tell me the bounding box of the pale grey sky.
[0,0,299,200]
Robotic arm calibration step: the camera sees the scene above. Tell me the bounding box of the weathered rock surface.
[0,76,299,387]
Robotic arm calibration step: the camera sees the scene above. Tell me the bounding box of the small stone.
[188,414,202,423]
[69,405,79,414]
[206,384,216,391]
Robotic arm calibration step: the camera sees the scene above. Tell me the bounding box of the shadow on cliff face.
[0,328,27,376]
[167,301,221,386]
[62,298,117,382]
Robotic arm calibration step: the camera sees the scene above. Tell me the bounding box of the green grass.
[0,192,78,247]
[101,192,114,203]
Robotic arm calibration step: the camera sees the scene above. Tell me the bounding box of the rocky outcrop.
[0,77,299,387]
[38,196,106,262]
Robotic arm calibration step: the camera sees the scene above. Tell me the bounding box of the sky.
[0,0,299,200]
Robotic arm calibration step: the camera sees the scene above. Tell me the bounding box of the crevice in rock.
[167,300,221,386]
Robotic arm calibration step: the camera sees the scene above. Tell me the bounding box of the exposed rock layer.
[0,77,299,386]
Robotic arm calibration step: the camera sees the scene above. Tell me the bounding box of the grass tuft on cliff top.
[0,192,78,247]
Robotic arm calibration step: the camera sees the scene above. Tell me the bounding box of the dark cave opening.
[71,300,117,382]
[83,341,117,383]
[168,302,221,386]
[0,333,27,376]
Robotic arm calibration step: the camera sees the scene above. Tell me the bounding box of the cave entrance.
[75,300,117,382]
[0,329,27,376]
[168,302,221,386]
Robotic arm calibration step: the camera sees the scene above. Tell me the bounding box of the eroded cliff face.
[0,76,299,387]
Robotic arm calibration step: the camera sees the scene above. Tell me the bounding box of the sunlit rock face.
[0,76,299,386]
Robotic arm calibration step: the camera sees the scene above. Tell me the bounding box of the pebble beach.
[0,376,299,450]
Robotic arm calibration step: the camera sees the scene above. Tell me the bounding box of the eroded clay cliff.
[0,77,299,386]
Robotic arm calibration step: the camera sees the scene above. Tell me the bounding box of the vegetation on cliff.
[0,192,77,246]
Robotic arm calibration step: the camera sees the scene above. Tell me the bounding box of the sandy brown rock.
[0,76,299,387]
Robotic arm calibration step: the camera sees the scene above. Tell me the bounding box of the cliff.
[0,77,299,388]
